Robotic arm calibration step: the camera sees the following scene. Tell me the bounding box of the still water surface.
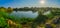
[10,11,38,18]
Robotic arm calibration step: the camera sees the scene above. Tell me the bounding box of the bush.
[0,17,9,28]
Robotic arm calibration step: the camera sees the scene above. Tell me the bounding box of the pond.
[10,11,38,18]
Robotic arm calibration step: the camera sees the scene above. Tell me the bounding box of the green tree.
[7,7,13,13]
[0,7,6,12]
[31,11,48,28]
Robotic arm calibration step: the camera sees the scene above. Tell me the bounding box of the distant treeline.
[0,7,60,12]
[13,7,60,12]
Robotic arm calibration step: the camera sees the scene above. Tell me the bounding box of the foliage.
[6,7,13,13]
[31,13,48,28]
[45,12,54,19]
[0,7,60,28]
[19,18,34,24]
[51,9,60,16]
[0,7,6,12]
[0,12,9,18]
[0,17,9,28]
[34,11,48,23]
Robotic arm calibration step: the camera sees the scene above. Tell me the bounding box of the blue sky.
[0,0,60,8]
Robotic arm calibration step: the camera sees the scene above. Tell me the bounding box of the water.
[10,11,38,18]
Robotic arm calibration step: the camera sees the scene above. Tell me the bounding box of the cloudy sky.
[0,0,60,8]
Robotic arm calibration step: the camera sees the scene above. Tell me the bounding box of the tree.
[51,9,60,16]
[7,7,13,13]
[0,7,6,12]
[31,11,48,28]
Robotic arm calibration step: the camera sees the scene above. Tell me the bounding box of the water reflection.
[10,11,38,18]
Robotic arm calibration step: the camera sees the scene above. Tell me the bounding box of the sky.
[0,0,60,8]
